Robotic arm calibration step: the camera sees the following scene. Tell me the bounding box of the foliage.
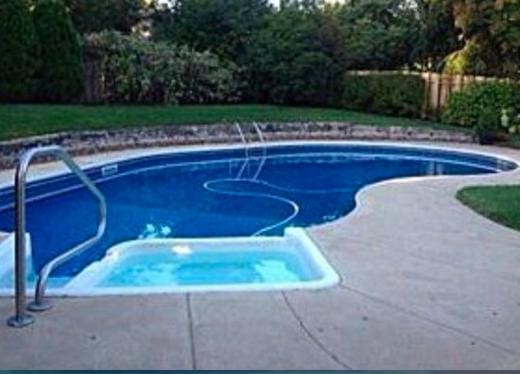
[147,0,517,80]
[0,0,38,101]
[85,31,242,104]
[33,0,83,102]
[475,105,502,144]
[151,0,272,63]
[444,0,519,78]
[2,0,519,106]
[442,82,520,127]
[442,82,520,144]
[338,0,421,70]
[413,0,462,71]
[66,0,147,35]
[341,74,425,117]
[244,1,344,105]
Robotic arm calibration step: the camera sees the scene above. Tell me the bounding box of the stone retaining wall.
[0,122,474,169]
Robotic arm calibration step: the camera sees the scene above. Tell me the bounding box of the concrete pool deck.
[0,141,520,369]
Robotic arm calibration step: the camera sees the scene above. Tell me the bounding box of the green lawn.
[457,185,520,231]
[0,104,461,141]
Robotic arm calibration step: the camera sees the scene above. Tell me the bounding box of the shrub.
[442,82,520,144]
[34,0,83,102]
[442,82,520,128]
[0,0,38,101]
[341,73,425,117]
[475,106,503,145]
[85,31,242,104]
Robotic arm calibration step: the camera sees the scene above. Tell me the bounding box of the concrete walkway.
[1,141,520,369]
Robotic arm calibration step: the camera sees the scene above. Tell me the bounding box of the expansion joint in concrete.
[186,293,198,370]
[281,291,353,369]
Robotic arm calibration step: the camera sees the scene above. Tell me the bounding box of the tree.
[66,0,147,35]
[151,0,273,63]
[444,0,519,78]
[34,0,83,102]
[0,0,38,101]
[412,0,462,71]
[245,1,343,105]
[339,0,421,70]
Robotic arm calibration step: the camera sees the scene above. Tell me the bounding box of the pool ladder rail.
[7,145,107,328]
[234,122,267,180]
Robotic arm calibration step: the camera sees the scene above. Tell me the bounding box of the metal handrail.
[235,123,250,179]
[7,146,107,328]
[252,122,267,180]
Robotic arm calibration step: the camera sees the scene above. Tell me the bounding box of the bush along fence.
[345,71,516,118]
[442,81,520,144]
[342,73,425,118]
[335,72,518,144]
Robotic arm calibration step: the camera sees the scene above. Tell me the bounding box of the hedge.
[442,82,520,128]
[341,73,425,118]
[441,81,520,144]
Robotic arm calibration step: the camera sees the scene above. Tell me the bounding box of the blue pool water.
[0,143,516,279]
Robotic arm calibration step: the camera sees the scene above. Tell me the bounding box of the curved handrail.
[234,122,250,179]
[7,145,107,327]
[252,122,267,180]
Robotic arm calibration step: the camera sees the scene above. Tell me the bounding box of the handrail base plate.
[7,313,34,328]
[27,300,52,312]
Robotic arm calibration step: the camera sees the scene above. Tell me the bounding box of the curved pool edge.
[0,140,518,189]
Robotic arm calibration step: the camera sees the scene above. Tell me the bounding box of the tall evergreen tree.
[34,0,83,102]
[0,0,38,101]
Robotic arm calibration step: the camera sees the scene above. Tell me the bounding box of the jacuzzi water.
[61,229,338,293]
[103,249,305,286]
[0,142,516,288]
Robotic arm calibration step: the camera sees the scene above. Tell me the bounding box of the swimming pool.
[0,142,516,291]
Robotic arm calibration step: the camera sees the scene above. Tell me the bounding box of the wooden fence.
[351,70,513,119]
